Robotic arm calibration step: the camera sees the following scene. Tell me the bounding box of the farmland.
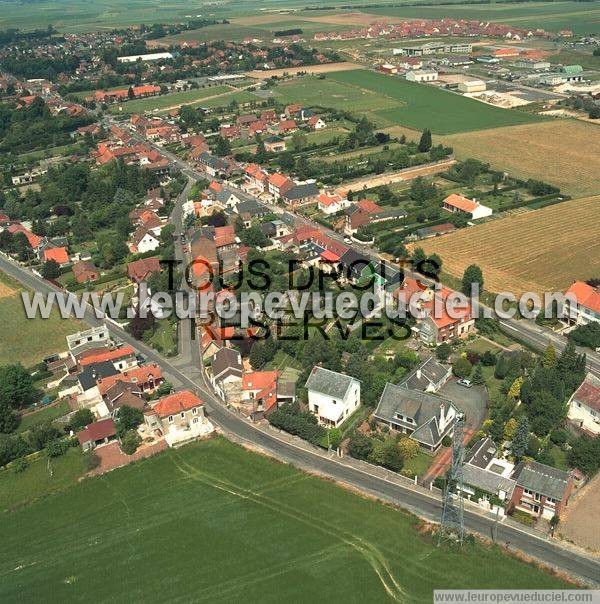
[0,270,85,366]
[0,437,570,602]
[415,195,600,296]
[326,70,542,134]
[107,85,233,115]
[441,120,600,198]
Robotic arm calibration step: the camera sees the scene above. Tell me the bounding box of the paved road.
[1,253,599,585]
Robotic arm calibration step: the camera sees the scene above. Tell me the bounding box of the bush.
[452,357,472,379]
[268,402,326,446]
[120,430,142,455]
[12,457,28,473]
[550,429,569,447]
[481,350,496,366]
[84,450,101,471]
[569,322,600,350]
[436,343,452,362]
[65,408,94,434]
[441,435,452,447]
[46,438,69,458]
[348,433,373,461]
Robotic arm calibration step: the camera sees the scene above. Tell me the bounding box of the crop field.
[441,120,600,198]
[108,85,233,115]
[0,270,84,366]
[325,70,541,134]
[415,195,600,296]
[0,437,569,602]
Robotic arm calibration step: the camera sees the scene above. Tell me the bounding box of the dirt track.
[559,472,600,554]
[244,62,364,80]
[335,159,456,196]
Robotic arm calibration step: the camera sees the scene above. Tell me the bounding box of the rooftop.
[304,366,358,400]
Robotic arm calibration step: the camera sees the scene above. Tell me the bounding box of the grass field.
[16,400,71,434]
[415,195,600,296]
[0,437,570,601]
[441,120,600,198]
[0,270,84,366]
[108,85,232,114]
[326,70,542,134]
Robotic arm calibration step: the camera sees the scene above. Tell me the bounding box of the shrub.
[84,450,101,471]
[269,402,326,446]
[12,457,28,473]
[481,350,496,366]
[452,357,472,379]
[120,430,142,455]
[436,343,452,362]
[46,438,69,458]
[348,433,373,461]
[441,435,452,447]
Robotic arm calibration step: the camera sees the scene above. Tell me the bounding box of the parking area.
[439,378,488,432]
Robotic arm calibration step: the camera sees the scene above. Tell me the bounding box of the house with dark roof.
[509,461,573,519]
[568,372,600,435]
[305,366,360,427]
[210,347,243,402]
[102,381,145,418]
[281,180,319,207]
[400,357,451,393]
[374,383,460,451]
[77,361,120,404]
[338,249,371,283]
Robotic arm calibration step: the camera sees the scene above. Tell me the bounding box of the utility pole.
[438,414,465,546]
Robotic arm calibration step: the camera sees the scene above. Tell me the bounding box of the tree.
[120,429,142,455]
[398,437,419,460]
[116,405,144,437]
[65,408,94,433]
[452,357,472,379]
[0,364,39,410]
[541,343,557,368]
[508,376,524,400]
[29,421,62,450]
[0,403,19,434]
[41,259,61,279]
[348,433,373,461]
[418,128,432,152]
[328,428,343,449]
[472,364,485,385]
[568,435,600,476]
[127,86,135,100]
[503,417,518,441]
[512,416,530,460]
[461,264,484,297]
[214,135,231,157]
[382,441,404,472]
[436,342,452,362]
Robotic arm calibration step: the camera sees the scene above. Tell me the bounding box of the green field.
[199,89,260,109]
[0,437,569,601]
[108,85,232,114]
[323,70,541,134]
[0,271,85,366]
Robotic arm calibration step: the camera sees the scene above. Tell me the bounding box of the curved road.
[1,251,599,586]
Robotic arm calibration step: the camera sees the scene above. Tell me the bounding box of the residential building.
[374,383,459,451]
[76,418,117,451]
[129,226,160,254]
[67,325,110,356]
[317,192,348,215]
[145,390,213,447]
[304,366,360,428]
[117,52,174,63]
[210,347,243,402]
[281,180,320,207]
[567,372,600,435]
[77,361,120,406]
[394,42,472,56]
[509,461,573,519]
[564,281,600,325]
[267,173,294,198]
[101,381,145,419]
[72,260,99,284]
[127,257,161,283]
[264,135,286,152]
[443,194,493,220]
[400,357,452,393]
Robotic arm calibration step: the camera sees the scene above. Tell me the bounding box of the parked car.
[457,379,472,388]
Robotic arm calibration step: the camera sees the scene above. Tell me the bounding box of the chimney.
[438,403,446,433]
[416,368,422,380]
[92,369,97,379]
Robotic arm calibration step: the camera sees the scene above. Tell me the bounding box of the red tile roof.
[7,224,42,248]
[43,246,69,265]
[152,390,203,418]
[78,345,136,367]
[443,193,478,213]
[127,257,161,282]
[565,281,600,315]
[97,364,163,396]
[572,373,600,413]
[77,418,116,445]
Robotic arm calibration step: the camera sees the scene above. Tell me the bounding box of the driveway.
[439,378,488,432]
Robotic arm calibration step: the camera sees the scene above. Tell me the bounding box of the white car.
[457,379,472,388]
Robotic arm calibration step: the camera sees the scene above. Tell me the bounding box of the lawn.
[109,86,232,114]
[326,70,542,134]
[0,270,85,366]
[404,450,433,476]
[16,399,71,434]
[0,447,85,513]
[199,90,260,110]
[0,437,570,602]
[149,318,177,356]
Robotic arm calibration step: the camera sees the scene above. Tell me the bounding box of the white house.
[568,372,600,435]
[564,281,600,325]
[317,192,349,215]
[304,366,360,427]
[130,227,160,254]
[442,194,493,220]
[406,69,438,83]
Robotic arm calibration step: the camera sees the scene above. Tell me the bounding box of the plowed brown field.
[414,195,600,296]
